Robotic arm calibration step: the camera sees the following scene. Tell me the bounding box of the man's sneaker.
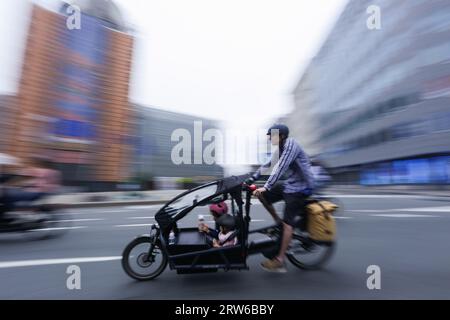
[261,258,287,273]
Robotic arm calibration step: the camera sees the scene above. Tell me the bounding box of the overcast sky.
[0,0,348,129]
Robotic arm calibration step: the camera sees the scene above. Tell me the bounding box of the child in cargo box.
[198,201,228,239]
[212,214,238,247]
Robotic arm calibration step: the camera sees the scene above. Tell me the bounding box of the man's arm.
[251,156,274,181]
[264,139,298,191]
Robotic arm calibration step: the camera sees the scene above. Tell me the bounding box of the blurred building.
[132,104,224,183]
[286,67,322,157]
[291,0,450,185]
[0,95,17,153]
[7,0,134,190]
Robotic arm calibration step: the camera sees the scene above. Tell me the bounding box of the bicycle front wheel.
[122,236,168,281]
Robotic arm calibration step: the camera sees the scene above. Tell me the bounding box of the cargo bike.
[122,175,336,280]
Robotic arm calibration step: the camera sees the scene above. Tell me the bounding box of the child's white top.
[218,231,237,246]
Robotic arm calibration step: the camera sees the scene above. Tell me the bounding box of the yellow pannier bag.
[306,200,338,242]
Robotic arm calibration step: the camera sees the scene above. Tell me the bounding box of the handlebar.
[242,183,257,192]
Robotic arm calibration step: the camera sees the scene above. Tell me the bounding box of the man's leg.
[276,222,293,263]
[276,193,307,262]
[261,192,306,272]
[256,183,284,224]
[257,194,282,224]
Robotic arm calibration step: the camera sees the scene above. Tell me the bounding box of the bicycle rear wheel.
[286,233,335,270]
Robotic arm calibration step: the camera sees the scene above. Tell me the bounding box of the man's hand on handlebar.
[253,187,267,197]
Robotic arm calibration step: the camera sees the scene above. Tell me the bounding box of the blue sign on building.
[361,156,450,185]
[52,13,110,142]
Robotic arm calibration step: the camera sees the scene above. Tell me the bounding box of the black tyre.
[122,236,168,281]
[286,233,336,270]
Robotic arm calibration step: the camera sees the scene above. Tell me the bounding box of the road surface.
[1,193,450,299]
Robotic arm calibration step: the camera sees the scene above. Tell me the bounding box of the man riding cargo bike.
[121,124,338,281]
[247,124,316,272]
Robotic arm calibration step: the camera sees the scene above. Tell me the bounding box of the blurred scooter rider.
[0,159,22,221]
[2,157,61,214]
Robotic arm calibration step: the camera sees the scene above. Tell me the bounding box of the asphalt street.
[1,193,450,299]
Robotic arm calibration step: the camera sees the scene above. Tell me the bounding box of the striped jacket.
[252,138,315,194]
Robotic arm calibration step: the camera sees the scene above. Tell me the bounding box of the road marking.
[325,194,442,199]
[370,214,438,218]
[397,206,450,212]
[124,205,161,210]
[30,226,87,232]
[48,218,104,223]
[348,207,450,214]
[0,256,122,269]
[333,216,353,219]
[347,209,391,213]
[115,224,153,228]
[58,210,124,215]
[127,216,155,220]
